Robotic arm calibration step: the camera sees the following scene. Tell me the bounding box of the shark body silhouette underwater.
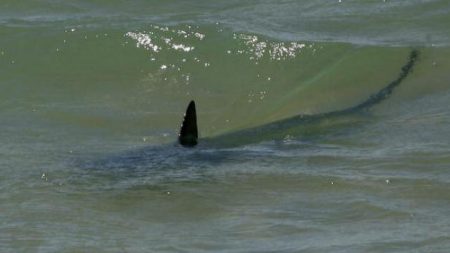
[178,50,419,148]
[83,50,419,171]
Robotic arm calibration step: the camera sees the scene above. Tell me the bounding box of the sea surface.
[1,1,450,252]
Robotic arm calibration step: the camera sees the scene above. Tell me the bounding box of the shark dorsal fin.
[178,100,198,147]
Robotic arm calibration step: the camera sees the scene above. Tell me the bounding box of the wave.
[0,23,449,141]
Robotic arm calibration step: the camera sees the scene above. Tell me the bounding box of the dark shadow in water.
[206,50,419,147]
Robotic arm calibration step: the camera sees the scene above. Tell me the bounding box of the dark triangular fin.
[178,100,198,147]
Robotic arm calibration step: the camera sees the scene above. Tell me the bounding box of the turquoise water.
[1,1,450,252]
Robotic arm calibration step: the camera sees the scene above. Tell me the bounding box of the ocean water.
[1,1,450,252]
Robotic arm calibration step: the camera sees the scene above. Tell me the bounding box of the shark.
[179,50,419,148]
[84,50,418,171]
